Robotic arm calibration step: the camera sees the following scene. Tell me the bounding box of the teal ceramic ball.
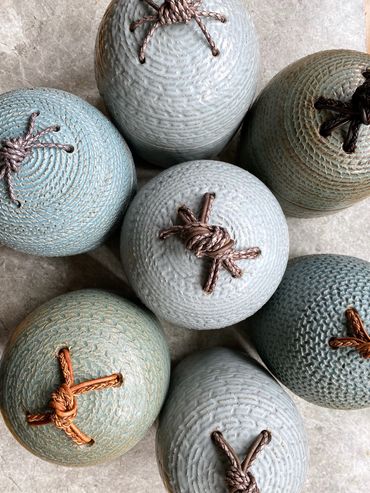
[240,50,370,217]
[250,254,370,409]
[121,160,289,330]
[95,0,259,166]
[0,290,170,466]
[0,87,136,256]
[156,348,308,493]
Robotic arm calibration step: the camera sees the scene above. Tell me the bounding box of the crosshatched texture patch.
[251,254,370,409]
[156,348,308,493]
[0,88,136,256]
[0,290,170,466]
[240,50,370,217]
[95,0,259,166]
[120,160,289,330]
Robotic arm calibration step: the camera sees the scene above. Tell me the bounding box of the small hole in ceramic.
[13,200,22,209]
[66,145,75,154]
[35,110,40,116]
[54,125,61,132]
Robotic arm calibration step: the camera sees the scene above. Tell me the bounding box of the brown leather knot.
[212,430,272,493]
[315,70,370,153]
[159,192,261,294]
[130,0,226,63]
[26,348,123,445]
[0,112,73,206]
[329,307,370,359]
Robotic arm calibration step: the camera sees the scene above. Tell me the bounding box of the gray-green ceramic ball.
[240,50,370,217]
[250,254,370,409]
[0,290,170,466]
[157,348,308,493]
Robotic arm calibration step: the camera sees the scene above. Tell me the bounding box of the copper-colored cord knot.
[329,307,370,359]
[0,112,73,206]
[130,0,226,63]
[211,430,272,493]
[315,70,370,153]
[26,348,123,446]
[159,192,261,294]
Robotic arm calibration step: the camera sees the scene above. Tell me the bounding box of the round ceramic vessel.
[0,290,170,466]
[156,347,308,493]
[0,87,136,256]
[120,160,289,330]
[251,254,370,409]
[95,0,259,166]
[239,49,370,217]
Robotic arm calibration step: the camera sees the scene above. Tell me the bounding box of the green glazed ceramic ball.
[240,50,370,217]
[250,254,370,409]
[0,290,170,466]
[156,348,308,493]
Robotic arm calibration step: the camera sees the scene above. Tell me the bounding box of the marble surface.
[0,0,369,492]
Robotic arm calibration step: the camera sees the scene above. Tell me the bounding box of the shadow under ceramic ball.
[156,348,308,493]
[120,160,289,330]
[0,290,170,466]
[0,87,136,256]
[95,0,259,166]
[250,254,370,409]
[240,49,370,217]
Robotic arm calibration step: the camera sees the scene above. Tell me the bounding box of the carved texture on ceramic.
[0,88,136,256]
[156,348,308,493]
[251,254,370,409]
[0,290,170,466]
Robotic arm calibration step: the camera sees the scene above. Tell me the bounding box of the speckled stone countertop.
[0,1,369,492]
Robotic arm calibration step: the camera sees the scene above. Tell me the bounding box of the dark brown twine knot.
[329,307,370,359]
[211,430,272,493]
[159,192,261,294]
[130,0,226,63]
[26,348,123,445]
[315,70,370,153]
[0,112,73,206]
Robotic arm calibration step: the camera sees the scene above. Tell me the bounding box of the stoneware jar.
[0,290,170,466]
[95,0,259,166]
[120,160,289,330]
[239,50,370,217]
[0,87,136,256]
[156,347,308,493]
[250,254,370,409]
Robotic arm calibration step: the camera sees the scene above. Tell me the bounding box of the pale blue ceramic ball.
[0,88,136,256]
[0,290,170,466]
[96,0,259,166]
[121,160,289,330]
[251,254,370,409]
[157,348,308,493]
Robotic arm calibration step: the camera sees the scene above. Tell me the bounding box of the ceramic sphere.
[251,254,370,409]
[0,87,136,256]
[95,0,259,166]
[156,347,308,493]
[239,49,370,217]
[0,290,170,466]
[120,160,289,330]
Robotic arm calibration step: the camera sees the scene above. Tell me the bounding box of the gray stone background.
[0,0,369,492]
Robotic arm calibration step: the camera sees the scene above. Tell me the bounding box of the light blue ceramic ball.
[0,290,170,466]
[156,348,308,493]
[95,0,259,166]
[0,88,136,256]
[250,254,370,409]
[121,160,289,329]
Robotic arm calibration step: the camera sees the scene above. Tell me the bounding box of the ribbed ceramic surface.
[120,160,289,330]
[251,254,370,409]
[240,50,370,217]
[156,348,308,493]
[0,290,170,466]
[0,88,136,256]
[95,0,259,166]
